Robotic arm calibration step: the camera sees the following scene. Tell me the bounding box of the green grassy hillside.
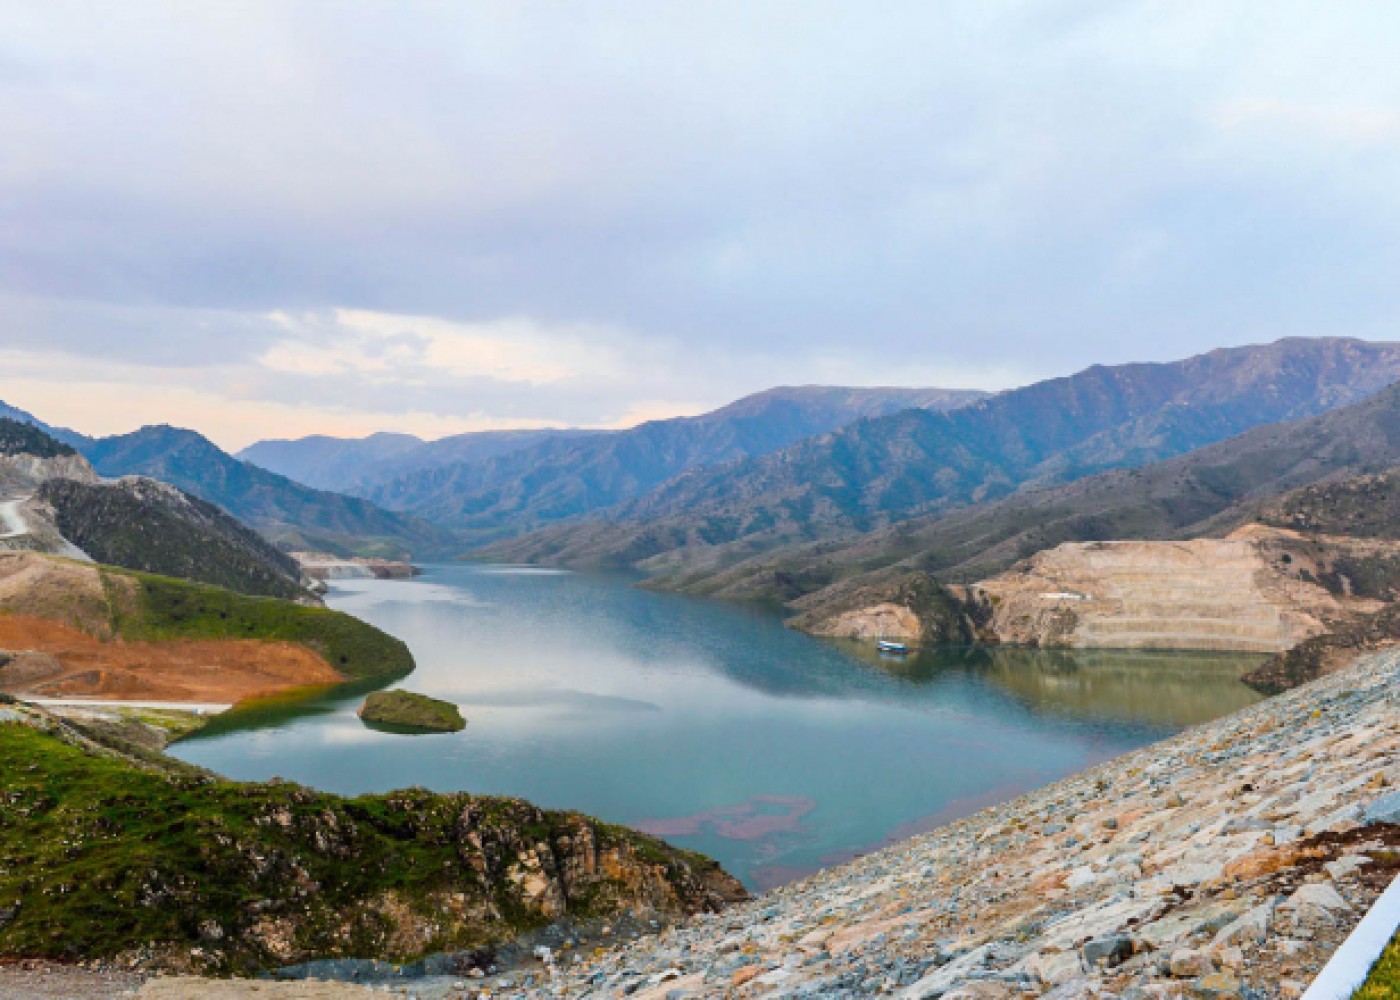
[104,569,414,684]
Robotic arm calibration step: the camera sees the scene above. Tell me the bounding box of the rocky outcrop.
[792,574,993,645]
[804,602,923,641]
[0,703,746,975]
[0,452,99,494]
[530,648,1400,999]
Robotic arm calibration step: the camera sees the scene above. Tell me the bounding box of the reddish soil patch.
[634,795,815,840]
[0,614,344,704]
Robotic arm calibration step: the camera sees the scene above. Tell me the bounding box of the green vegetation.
[0,417,75,458]
[103,570,415,684]
[359,690,465,732]
[0,713,740,973]
[1356,931,1400,999]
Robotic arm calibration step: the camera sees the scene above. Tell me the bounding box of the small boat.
[877,640,910,655]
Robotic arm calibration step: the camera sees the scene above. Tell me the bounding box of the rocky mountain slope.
[530,648,1400,999]
[81,425,457,560]
[0,700,744,976]
[664,377,1400,640]
[363,386,986,544]
[967,526,1394,652]
[38,477,308,600]
[0,419,310,600]
[481,337,1400,572]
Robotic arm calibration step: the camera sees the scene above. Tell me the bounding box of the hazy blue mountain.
[239,427,598,494]
[478,338,1400,573]
[367,385,989,544]
[81,425,458,559]
[238,432,426,491]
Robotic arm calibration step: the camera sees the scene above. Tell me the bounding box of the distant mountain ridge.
[239,427,599,494]
[359,385,989,544]
[480,337,1400,573]
[80,425,457,560]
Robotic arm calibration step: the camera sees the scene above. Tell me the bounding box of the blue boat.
[877,640,910,655]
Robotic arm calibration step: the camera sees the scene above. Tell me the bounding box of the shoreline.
[528,646,1400,998]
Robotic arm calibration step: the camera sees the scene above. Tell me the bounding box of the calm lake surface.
[172,565,1266,890]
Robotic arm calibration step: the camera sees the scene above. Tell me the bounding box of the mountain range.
[478,338,1400,575]
[760,378,1400,634]
[244,386,988,546]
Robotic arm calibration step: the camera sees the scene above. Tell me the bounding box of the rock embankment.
[972,527,1369,653]
[293,551,418,580]
[522,648,1400,999]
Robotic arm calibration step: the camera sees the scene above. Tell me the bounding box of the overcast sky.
[4,2,1400,449]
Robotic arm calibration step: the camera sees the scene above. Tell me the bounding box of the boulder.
[1363,790,1400,825]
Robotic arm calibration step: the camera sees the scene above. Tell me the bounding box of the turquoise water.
[171,565,1265,890]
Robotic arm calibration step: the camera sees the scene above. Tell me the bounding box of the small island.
[357,690,465,733]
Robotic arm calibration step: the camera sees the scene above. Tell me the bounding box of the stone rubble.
[483,648,1400,998]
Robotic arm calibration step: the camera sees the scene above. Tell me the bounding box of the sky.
[4,2,1400,450]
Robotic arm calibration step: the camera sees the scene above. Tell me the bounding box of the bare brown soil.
[0,552,115,637]
[0,615,344,704]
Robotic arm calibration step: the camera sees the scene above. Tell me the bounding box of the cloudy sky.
[4,2,1400,449]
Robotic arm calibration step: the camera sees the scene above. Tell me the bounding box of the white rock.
[1281,882,1351,913]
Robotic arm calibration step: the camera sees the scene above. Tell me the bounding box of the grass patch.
[358,690,465,733]
[1356,930,1400,999]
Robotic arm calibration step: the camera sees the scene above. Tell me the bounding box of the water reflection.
[170,566,1266,889]
[842,644,1265,728]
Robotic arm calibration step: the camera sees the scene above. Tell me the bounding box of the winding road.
[0,495,30,540]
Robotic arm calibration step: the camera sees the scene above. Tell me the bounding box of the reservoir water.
[171,565,1266,890]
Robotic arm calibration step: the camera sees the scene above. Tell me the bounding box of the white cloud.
[1212,99,1400,146]
[5,3,1400,445]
